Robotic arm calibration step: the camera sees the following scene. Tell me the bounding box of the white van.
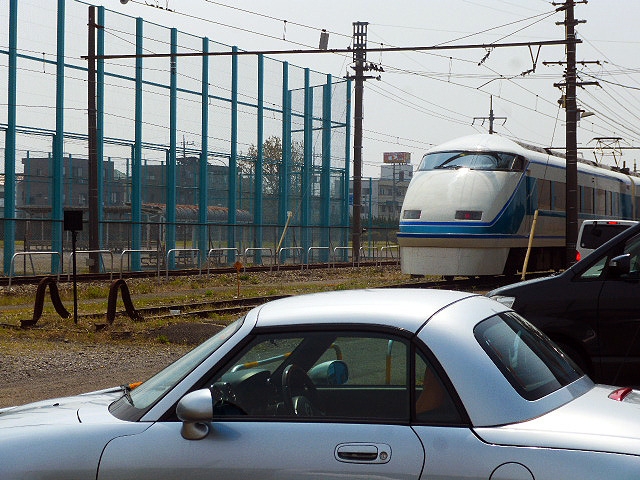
[576,219,638,262]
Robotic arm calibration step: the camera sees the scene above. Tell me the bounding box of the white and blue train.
[398,134,640,276]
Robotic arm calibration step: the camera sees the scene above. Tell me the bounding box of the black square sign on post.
[64,210,83,231]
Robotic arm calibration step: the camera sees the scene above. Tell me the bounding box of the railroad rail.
[83,271,553,322]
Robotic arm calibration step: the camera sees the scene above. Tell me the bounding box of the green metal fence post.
[228,46,238,262]
[279,62,291,260]
[302,68,312,263]
[3,0,18,274]
[52,0,66,273]
[255,54,264,263]
[167,28,178,270]
[343,80,352,260]
[321,74,332,261]
[97,6,105,253]
[132,17,143,271]
[199,37,209,266]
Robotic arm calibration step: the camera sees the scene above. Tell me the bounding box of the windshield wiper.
[120,384,134,405]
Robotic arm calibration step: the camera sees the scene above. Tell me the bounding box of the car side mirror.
[609,254,631,277]
[176,389,213,440]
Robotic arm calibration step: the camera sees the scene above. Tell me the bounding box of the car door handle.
[335,443,391,464]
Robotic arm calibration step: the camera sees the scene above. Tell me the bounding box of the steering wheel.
[281,364,322,416]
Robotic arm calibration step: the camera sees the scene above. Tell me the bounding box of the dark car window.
[578,232,640,280]
[208,331,410,421]
[621,233,640,277]
[580,223,632,249]
[474,312,582,401]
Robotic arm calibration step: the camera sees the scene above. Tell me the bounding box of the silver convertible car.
[2,289,640,479]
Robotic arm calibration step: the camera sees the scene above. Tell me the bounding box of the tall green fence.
[1,0,363,277]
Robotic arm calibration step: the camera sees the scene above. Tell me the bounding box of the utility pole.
[350,21,367,262]
[550,0,595,268]
[87,6,100,273]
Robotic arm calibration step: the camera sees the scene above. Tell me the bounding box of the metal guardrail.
[207,248,239,274]
[243,248,274,271]
[361,246,379,262]
[120,249,160,279]
[380,245,400,265]
[277,247,303,270]
[306,246,330,269]
[9,252,61,289]
[166,248,201,280]
[332,246,354,267]
[67,250,114,282]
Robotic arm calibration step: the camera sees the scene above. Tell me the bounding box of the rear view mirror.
[609,254,631,277]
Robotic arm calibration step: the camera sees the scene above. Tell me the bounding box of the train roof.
[427,133,640,181]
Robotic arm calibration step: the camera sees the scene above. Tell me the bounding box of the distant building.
[351,162,413,223]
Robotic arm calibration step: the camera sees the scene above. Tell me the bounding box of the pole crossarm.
[87,39,579,61]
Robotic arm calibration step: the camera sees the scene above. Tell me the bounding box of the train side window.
[552,181,566,210]
[537,179,551,210]
[582,187,594,214]
[596,189,606,215]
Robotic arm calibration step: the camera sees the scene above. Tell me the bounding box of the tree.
[241,135,303,195]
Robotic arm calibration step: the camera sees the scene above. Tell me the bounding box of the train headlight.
[455,210,482,220]
[490,295,516,308]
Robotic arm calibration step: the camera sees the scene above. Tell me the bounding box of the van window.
[580,223,633,250]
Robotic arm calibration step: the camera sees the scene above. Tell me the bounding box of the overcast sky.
[2,0,640,176]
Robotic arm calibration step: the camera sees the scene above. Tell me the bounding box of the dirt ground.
[0,338,191,408]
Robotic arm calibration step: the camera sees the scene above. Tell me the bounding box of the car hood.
[475,385,640,455]
[0,387,123,428]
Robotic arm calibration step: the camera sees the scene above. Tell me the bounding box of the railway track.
[90,271,553,322]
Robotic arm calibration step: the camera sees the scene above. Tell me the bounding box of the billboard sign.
[383,152,411,164]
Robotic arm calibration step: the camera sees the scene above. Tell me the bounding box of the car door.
[597,232,640,385]
[97,329,425,480]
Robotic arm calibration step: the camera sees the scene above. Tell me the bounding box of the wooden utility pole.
[350,22,368,262]
[551,0,595,267]
[87,6,100,272]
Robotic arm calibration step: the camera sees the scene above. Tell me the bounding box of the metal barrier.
[380,245,400,265]
[166,248,201,280]
[243,248,274,271]
[67,250,114,282]
[306,246,330,269]
[119,249,160,279]
[207,248,239,274]
[361,246,379,263]
[277,247,303,270]
[332,246,355,267]
[8,252,61,289]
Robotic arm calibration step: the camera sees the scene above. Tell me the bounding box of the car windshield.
[418,151,525,171]
[123,318,244,411]
[474,312,582,401]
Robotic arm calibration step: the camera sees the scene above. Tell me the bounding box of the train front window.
[419,151,525,172]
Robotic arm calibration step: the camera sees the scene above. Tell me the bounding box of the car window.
[208,331,410,421]
[579,255,608,279]
[622,233,640,277]
[124,317,244,411]
[415,351,463,424]
[474,312,582,401]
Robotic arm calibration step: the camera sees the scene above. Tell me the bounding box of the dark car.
[488,221,640,386]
